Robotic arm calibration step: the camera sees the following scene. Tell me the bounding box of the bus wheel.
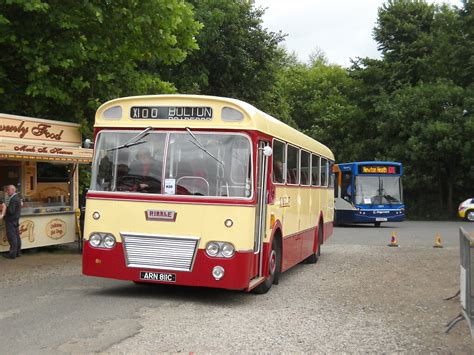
[252,238,280,294]
[374,222,381,227]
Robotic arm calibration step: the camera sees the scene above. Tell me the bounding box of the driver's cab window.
[164,133,251,198]
[94,131,165,193]
[341,172,352,201]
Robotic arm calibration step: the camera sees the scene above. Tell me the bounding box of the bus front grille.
[121,233,200,272]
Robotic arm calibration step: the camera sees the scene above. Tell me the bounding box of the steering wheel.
[116,175,140,192]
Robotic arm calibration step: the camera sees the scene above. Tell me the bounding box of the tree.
[0,0,201,131]
[159,0,286,108]
[374,0,437,86]
[278,56,365,160]
[375,80,473,217]
[349,0,474,218]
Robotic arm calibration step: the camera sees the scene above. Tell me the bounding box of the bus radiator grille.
[120,233,200,272]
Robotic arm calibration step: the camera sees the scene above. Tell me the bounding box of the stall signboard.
[0,214,76,251]
[0,115,81,144]
[0,142,92,163]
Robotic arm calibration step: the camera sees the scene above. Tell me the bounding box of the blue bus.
[333,161,405,227]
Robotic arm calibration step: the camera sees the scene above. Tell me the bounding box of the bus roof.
[95,94,334,160]
[336,161,403,174]
[336,161,402,167]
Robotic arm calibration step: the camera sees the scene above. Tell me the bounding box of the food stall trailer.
[0,113,92,251]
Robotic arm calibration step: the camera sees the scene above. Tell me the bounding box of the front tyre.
[253,238,280,294]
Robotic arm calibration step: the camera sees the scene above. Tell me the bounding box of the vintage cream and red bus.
[83,95,334,293]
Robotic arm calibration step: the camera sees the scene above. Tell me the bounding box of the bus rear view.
[334,162,405,227]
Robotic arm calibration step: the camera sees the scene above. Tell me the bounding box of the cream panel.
[299,188,312,230]
[84,199,256,250]
[0,213,76,252]
[269,186,299,237]
[309,188,321,227]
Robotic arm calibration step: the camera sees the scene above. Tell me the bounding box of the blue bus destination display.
[130,106,213,120]
[358,165,400,175]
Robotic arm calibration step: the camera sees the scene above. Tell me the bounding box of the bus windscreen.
[92,131,252,198]
[355,175,403,205]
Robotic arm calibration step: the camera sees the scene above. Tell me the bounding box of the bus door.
[254,141,269,277]
[334,167,356,224]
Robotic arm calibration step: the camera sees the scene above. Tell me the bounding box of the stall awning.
[0,142,93,163]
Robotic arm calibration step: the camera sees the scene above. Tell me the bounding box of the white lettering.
[132,108,139,118]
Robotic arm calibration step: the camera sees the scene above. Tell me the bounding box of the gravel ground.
[1,233,473,353]
[108,243,473,353]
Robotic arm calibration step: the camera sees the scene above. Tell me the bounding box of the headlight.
[221,243,235,258]
[89,232,116,249]
[89,233,102,247]
[206,242,220,257]
[206,241,236,258]
[103,234,116,248]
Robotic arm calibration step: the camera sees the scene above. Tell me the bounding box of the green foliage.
[0,0,201,132]
[349,0,474,218]
[160,0,286,108]
[1,0,473,221]
[276,56,365,159]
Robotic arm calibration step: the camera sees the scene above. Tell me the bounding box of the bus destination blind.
[130,106,213,120]
[358,165,400,174]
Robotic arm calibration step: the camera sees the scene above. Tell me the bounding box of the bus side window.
[321,158,328,186]
[287,145,299,185]
[300,150,310,185]
[329,161,335,188]
[311,154,320,186]
[272,140,286,184]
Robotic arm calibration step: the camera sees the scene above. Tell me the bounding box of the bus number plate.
[140,271,176,282]
[376,218,387,222]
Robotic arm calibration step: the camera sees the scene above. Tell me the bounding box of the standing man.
[1,185,22,259]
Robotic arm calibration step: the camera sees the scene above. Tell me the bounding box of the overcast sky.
[254,0,462,67]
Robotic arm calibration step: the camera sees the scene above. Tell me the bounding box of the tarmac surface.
[0,221,473,353]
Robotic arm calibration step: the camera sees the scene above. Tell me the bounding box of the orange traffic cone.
[433,233,443,248]
[388,232,399,247]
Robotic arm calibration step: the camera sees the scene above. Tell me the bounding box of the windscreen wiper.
[107,127,153,152]
[185,127,224,167]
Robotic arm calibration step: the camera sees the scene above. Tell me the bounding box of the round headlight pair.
[89,233,102,247]
[88,233,116,249]
[221,243,235,258]
[206,242,220,257]
[205,242,235,258]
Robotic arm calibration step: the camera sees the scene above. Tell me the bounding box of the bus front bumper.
[336,209,405,224]
[355,209,405,223]
[82,241,255,290]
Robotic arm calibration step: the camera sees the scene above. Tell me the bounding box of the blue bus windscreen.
[334,162,405,227]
